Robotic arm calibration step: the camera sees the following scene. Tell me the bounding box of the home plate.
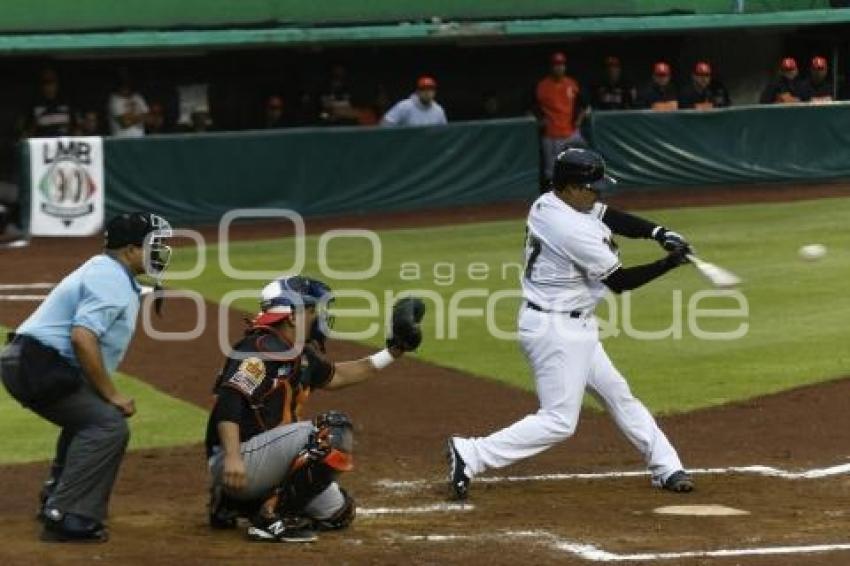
[654,504,749,516]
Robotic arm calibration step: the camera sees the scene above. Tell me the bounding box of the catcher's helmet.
[552,147,606,189]
[255,275,333,326]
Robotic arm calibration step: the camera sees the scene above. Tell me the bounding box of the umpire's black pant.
[1,335,129,523]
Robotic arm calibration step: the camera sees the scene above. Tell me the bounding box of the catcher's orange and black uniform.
[205,325,335,458]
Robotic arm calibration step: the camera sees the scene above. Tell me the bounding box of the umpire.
[0,212,171,542]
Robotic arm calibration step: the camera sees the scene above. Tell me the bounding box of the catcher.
[205,275,424,543]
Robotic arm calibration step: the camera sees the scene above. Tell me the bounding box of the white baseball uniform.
[453,191,684,483]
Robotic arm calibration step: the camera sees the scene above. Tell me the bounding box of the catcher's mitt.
[386,296,426,352]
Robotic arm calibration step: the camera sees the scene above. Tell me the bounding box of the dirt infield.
[1,183,849,564]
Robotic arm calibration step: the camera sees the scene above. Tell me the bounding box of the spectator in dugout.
[591,56,636,110]
[74,109,103,136]
[678,61,731,110]
[535,51,586,182]
[635,62,678,111]
[262,95,291,129]
[801,56,834,103]
[760,57,808,104]
[21,68,75,138]
[109,68,150,137]
[381,76,447,127]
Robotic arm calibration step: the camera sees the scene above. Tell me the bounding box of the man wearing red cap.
[678,61,731,110]
[635,62,678,111]
[760,57,808,104]
[536,51,587,183]
[591,56,636,111]
[801,56,834,103]
[381,76,447,127]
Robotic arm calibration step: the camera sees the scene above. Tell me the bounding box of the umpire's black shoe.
[446,437,471,501]
[36,477,58,523]
[247,514,318,543]
[658,470,695,493]
[40,511,108,543]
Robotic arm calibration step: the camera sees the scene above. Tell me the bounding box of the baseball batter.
[448,148,694,499]
[206,276,425,542]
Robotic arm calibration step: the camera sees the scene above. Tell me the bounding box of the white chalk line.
[0,283,54,290]
[392,530,850,562]
[359,503,474,518]
[376,462,850,491]
[0,294,49,301]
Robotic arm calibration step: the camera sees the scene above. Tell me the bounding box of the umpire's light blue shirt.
[16,254,141,374]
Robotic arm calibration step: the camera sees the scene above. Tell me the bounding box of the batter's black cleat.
[40,511,109,543]
[247,514,318,543]
[208,485,239,529]
[446,437,471,501]
[657,470,695,493]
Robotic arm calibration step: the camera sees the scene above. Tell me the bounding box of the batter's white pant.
[453,308,684,484]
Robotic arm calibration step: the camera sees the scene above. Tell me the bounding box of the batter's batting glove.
[386,297,426,352]
[653,227,694,255]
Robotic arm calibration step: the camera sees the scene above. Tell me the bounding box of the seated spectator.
[23,68,74,138]
[74,109,102,136]
[482,92,509,119]
[109,69,149,137]
[636,62,678,111]
[263,95,291,129]
[536,52,586,182]
[319,64,357,125]
[678,62,731,110]
[190,105,212,133]
[591,56,635,110]
[759,58,808,104]
[381,76,447,127]
[147,102,168,134]
[801,56,833,103]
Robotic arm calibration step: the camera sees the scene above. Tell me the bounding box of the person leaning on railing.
[760,57,809,105]
[678,62,731,110]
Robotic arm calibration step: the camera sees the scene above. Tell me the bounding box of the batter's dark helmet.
[552,147,606,189]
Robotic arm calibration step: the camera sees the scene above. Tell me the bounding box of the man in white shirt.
[109,72,149,138]
[381,76,447,127]
[447,148,696,501]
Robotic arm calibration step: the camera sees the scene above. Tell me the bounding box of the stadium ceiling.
[1,9,849,54]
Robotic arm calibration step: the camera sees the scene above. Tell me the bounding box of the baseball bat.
[685,254,741,289]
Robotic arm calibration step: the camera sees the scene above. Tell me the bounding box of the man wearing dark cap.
[678,62,731,110]
[381,76,447,127]
[635,62,678,111]
[801,56,834,103]
[591,56,636,111]
[536,52,586,183]
[760,57,808,104]
[0,212,171,543]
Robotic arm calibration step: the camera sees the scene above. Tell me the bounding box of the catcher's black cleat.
[446,437,471,501]
[247,514,318,543]
[40,511,109,543]
[657,470,695,493]
[208,485,240,529]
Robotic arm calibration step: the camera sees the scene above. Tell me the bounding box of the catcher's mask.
[309,411,354,472]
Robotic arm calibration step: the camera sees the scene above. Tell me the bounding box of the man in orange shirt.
[536,52,586,184]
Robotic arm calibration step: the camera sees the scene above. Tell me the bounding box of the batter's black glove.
[662,247,690,268]
[654,227,693,255]
[386,297,426,352]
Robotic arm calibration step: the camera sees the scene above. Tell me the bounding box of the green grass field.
[0,328,207,464]
[169,197,850,414]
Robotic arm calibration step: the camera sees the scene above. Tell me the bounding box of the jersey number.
[524,232,542,280]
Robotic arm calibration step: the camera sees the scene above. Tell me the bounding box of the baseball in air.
[798,243,827,261]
